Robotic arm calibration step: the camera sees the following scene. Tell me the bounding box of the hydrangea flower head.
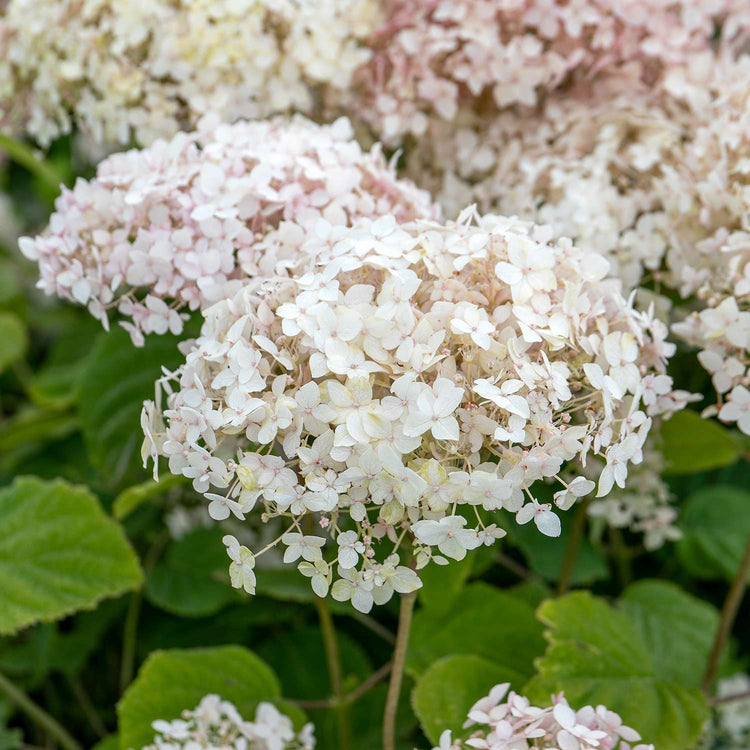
[143,694,314,750]
[19,115,437,345]
[353,0,750,144]
[430,683,653,750]
[0,0,380,146]
[142,207,687,611]
[403,44,750,435]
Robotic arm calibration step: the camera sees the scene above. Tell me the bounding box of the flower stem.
[291,661,393,709]
[314,596,351,750]
[0,670,82,750]
[0,132,63,195]
[557,496,591,596]
[702,532,750,693]
[383,591,416,750]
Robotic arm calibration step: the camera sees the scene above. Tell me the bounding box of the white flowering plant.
[2,4,750,750]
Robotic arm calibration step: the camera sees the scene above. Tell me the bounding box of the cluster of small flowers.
[18,115,436,346]
[663,54,750,433]
[353,0,750,145]
[408,81,678,290]
[431,683,652,750]
[587,435,680,550]
[141,207,690,612]
[0,0,379,147]
[142,694,315,750]
[405,46,750,434]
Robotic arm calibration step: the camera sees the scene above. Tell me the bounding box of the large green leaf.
[677,486,750,580]
[407,583,545,681]
[660,410,740,475]
[0,477,142,635]
[0,313,26,374]
[412,655,524,745]
[117,647,282,750]
[620,580,720,688]
[77,328,184,481]
[417,556,473,614]
[145,528,238,617]
[526,591,709,750]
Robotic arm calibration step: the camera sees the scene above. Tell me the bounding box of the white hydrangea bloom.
[142,207,688,612]
[405,48,750,434]
[430,682,653,750]
[19,115,436,345]
[0,0,380,146]
[143,694,314,750]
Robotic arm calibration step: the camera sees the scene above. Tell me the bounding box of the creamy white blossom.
[19,115,436,345]
[142,208,684,610]
[142,694,314,750]
[1,0,380,146]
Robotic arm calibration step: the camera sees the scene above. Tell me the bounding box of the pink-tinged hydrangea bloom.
[431,683,652,750]
[353,0,750,145]
[404,43,750,435]
[0,0,380,146]
[141,208,689,611]
[18,115,437,345]
[144,694,315,750]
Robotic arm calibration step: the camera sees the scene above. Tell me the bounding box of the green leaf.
[526,591,709,750]
[407,583,545,681]
[113,474,188,521]
[506,580,552,609]
[145,528,237,617]
[0,313,27,373]
[660,410,740,475]
[91,736,119,750]
[412,655,524,745]
[620,580,720,688]
[677,486,750,580]
[77,328,184,481]
[417,556,472,614]
[0,477,142,635]
[117,646,282,750]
